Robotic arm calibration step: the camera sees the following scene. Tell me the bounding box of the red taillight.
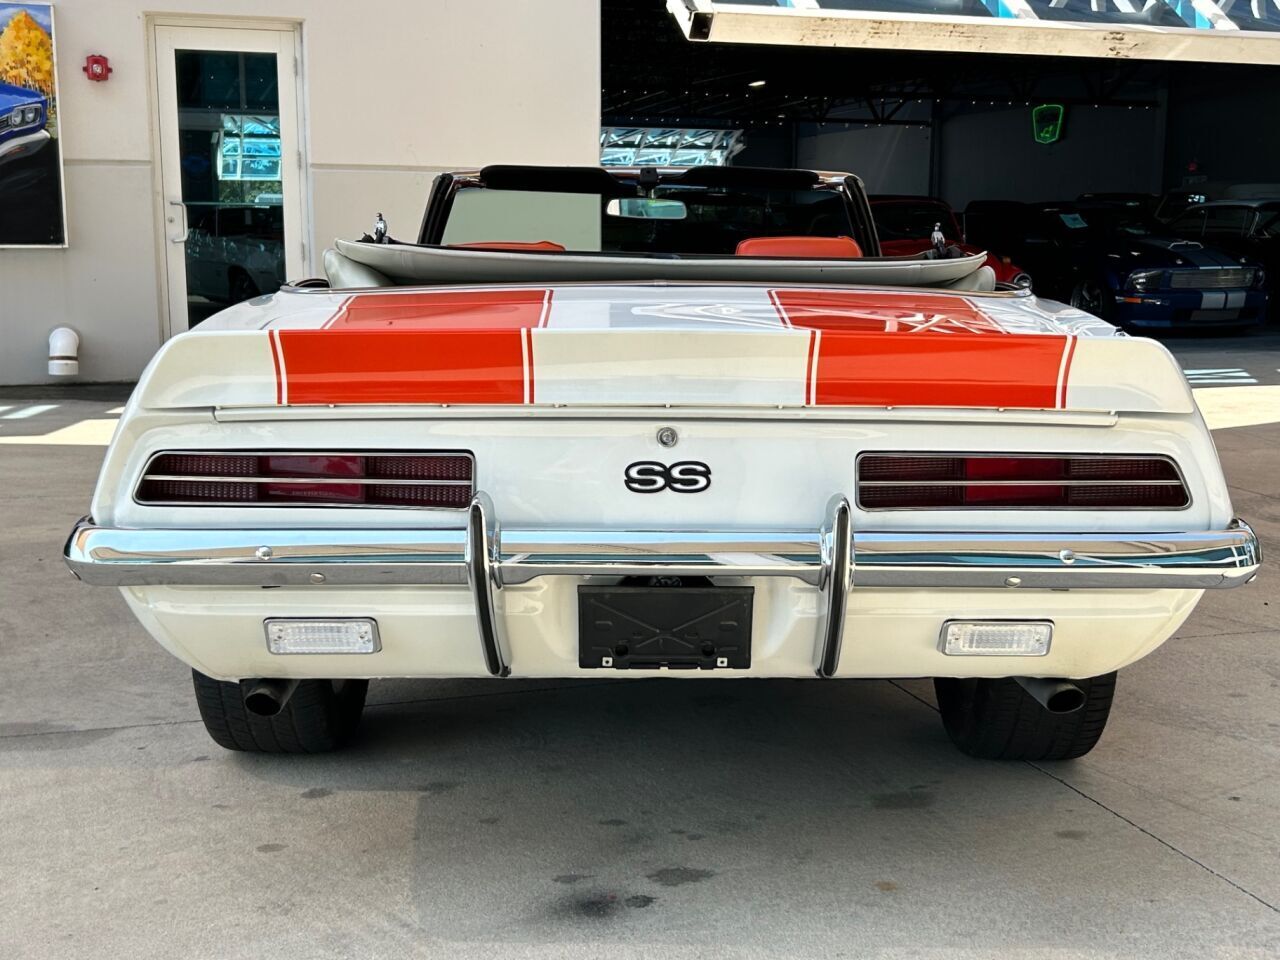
[262,455,366,503]
[857,454,1187,509]
[136,452,473,508]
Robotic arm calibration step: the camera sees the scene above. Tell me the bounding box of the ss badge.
[624,460,712,494]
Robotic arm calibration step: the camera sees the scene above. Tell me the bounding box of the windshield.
[872,201,957,242]
[1072,205,1160,237]
[441,184,856,256]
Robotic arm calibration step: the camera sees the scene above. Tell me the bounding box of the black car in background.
[1077,192,1159,219]
[1164,200,1279,297]
[963,198,1267,331]
[1155,183,1280,222]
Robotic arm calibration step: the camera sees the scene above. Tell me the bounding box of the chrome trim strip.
[133,449,475,508]
[64,521,469,586]
[859,480,1186,487]
[64,513,1261,591]
[214,406,1121,428]
[817,496,852,679]
[141,475,474,487]
[851,522,1261,588]
[495,530,825,585]
[276,276,1043,305]
[139,449,477,461]
[467,493,509,678]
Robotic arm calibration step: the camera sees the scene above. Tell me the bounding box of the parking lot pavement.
[2,345,1279,960]
[1161,330,1280,387]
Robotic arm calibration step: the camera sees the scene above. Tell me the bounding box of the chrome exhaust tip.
[1015,676,1086,715]
[241,678,300,717]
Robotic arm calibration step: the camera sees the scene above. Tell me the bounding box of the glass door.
[154,25,305,332]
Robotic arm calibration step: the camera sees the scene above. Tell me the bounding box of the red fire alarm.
[83,54,112,81]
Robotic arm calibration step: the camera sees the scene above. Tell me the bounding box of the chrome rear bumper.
[64,504,1262,591]
[66,496,1260,677]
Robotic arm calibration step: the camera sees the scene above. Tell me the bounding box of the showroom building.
[0,0,601,384]
[2,0,1279,384]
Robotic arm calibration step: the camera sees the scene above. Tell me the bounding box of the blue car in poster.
[0,80,50,168]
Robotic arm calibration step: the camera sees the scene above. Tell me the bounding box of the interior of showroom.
[606,1,1280,201]
[603,0,1280,317]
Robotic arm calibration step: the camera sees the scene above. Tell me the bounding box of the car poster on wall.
[0,3,66,246]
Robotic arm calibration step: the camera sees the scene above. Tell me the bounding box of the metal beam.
[665,0,1280,65]
[1188,0,1241,28]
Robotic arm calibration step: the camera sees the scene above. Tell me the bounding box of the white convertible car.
[66,165,1261,759]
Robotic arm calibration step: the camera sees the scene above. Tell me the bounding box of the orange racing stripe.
[276,289,547,404]
[770,289,1073,409]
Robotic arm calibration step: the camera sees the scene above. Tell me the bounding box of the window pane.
[1202,207,1250,235]
[243,53,279,110]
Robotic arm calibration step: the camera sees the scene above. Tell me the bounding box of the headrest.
[735,236,863,259]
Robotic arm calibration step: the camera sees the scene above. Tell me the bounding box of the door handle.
[166,199,189,243]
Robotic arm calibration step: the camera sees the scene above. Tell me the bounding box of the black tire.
[192,670,368,753]
[934,672,1116,761]
[1068,278,1114,322]
[228,269,260,305]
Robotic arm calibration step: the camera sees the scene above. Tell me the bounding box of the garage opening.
[603,0,1280,328]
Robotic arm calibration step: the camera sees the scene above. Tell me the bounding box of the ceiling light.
[747,79,766,88]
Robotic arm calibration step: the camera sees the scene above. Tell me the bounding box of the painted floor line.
[1,404,58,420]
[0,419,119,446]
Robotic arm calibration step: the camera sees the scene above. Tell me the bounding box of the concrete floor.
[1,371,1278,959]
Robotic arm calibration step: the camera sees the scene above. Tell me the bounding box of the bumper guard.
[65,496,1261,679]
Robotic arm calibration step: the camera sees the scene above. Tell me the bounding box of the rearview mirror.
[606,197,688,220]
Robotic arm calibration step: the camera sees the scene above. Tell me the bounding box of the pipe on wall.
[48,327,80,377]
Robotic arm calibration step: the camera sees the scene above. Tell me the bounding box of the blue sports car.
[965,198,1267,331]
[0,80,51,169]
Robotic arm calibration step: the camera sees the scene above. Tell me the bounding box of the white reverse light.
[265,618,380,655]
[940,621,1052,657]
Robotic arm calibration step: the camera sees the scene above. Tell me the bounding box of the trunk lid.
[136,283,1193,415]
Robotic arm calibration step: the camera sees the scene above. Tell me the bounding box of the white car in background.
[66,165,1261,761]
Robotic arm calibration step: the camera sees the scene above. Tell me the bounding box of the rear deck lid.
[135,284,1193,415]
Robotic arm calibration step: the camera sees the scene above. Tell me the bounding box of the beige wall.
[0,0,601,384]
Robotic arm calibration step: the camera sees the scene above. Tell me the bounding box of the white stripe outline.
[1054,336,1075,410]
[271,329,289,405]
[807,330,821,406]
[321,295,355,329]
[538,288,553,328]
[521,327,532,404]
[767,289,793,328]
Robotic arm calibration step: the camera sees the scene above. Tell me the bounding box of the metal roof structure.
[666,0,1280,64]
[600,127,746,166]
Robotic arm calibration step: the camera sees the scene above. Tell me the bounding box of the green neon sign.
[1032,104,1065,144]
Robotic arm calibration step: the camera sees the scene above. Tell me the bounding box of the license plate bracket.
[578,583,753,670]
